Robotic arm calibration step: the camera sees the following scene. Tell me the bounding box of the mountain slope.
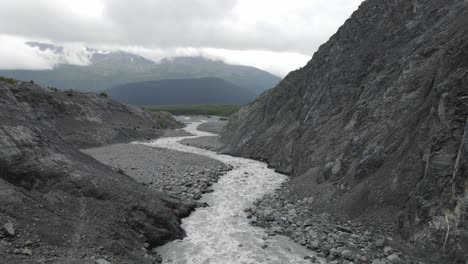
[0,45,280,94]
[107,77,256,105]
[220,0,468,262]
[0,79,190,263]
[154,57,280,95]
[5,81,181,149]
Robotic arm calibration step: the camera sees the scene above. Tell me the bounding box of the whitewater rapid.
[139,121,319,264]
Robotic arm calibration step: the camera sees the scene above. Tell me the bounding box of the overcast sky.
[0,0,363,76]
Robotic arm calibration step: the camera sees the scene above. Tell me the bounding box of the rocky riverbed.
[247,185,418,264]
[83,137,232,207]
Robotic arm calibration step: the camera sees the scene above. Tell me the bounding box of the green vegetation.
[142,104,241,117]
[99,92,108,97]
[0,76,17,84]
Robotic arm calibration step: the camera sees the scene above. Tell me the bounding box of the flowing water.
[139,120,320,264]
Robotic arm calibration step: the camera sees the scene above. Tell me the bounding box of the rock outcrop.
[5,82,181,149]
[221,0,468,262]
[0,80,190,263]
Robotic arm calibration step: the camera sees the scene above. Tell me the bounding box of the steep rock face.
[0,81,191,263]
[221,0,468,262]
[7,82,181,148]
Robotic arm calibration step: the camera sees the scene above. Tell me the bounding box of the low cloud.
[0,36,91,70]
[0,0,363,75]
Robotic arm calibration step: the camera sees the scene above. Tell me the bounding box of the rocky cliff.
[221,0,468,262]
[0,80,190,263]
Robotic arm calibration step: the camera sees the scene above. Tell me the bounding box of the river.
[139,120,320,264]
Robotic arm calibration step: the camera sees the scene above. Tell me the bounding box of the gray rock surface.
[83,143,231,203]
[0,80,191,263]
[221,0,468,263]
[3,223,15,237]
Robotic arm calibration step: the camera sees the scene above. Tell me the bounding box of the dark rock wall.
[221,0,468,262]
[0,81,190,263]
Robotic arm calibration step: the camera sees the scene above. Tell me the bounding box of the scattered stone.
[3,223,15,237]
[359,255,369,262]
[261,245,268,249]
[375,238,385,248]
[96,259,112,264]
[22,248,33,255]
[336,225,352,233]
[383,246,393,255]
[341,249,353,260]
[387,253,402,264]
[85,144,232,207]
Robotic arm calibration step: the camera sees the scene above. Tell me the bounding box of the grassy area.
[0,76,17,84]
[141,104,241,117]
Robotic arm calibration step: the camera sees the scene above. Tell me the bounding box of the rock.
[308,240,320,250]
[22,248,33,255]
[261,245,268,249]
[341,249,353,260]
[375,239,385,248]
[386,254,402,264]
[383,246,393,255]
[336,225,352,233]
[359,255,369,262]
[304,219,314,226]
[3,223,15,237]
[96,259,112,264]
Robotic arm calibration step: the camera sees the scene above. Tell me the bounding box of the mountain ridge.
[0,42,280,95]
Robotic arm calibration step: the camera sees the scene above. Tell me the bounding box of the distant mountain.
[107,77,256,105]
[0,42,280,95]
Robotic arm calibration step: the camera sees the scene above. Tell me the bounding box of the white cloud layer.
[0,0,363,76]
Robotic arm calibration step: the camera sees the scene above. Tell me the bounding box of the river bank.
[83,142,231,206]
[179,119,416,264]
